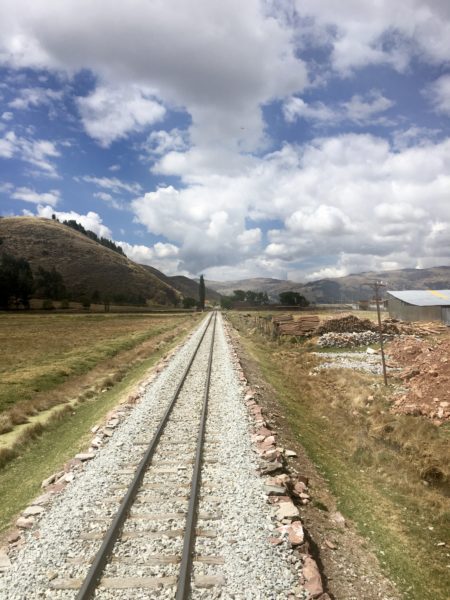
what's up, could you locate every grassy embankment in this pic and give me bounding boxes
[0,312,200,533]
[230,311,450,600]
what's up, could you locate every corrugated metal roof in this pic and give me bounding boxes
[387,290,450,306]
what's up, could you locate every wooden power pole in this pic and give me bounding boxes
[365,280,388,385]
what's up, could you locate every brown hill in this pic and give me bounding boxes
[0,216,179,305]
[142,265,221,303]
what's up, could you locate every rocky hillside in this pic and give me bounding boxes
[208,267,450,303]
[0,216,179,305]
[142,265,221,303]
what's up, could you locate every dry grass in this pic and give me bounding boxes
[231,312,450,600]
[0,312,200,465]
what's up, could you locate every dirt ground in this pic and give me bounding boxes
[386,335,450,423]
[228,324,401,600]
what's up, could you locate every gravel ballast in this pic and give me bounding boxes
[0,313,304,599]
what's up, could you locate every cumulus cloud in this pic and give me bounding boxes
[117,241,183,275]
[141,129,189,158]
[292,0,450,73]
[284,90,394,125]
[0,130,60,176]
[93,191,124,210]
[0,0,308,149]
[34,205,112,238]
[11,186,60,206]
[130,132,450,278]
[77,84,166,147]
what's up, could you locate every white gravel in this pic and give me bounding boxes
[0,313,302,600]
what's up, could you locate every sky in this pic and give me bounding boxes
[0,0,450,282]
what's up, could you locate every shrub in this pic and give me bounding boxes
[42,299,55,310]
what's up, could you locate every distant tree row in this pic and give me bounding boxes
[220,289,309,309]
[57,217,125,256]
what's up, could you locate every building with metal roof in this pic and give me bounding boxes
[387,290,450,324]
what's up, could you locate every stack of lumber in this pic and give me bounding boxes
[272,314,293,325]
[276,315,320,336]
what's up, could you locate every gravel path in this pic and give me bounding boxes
[1,313,301,599]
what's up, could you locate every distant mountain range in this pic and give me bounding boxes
[3,216,449,306]
[207,267,450,303]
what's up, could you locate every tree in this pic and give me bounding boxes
[220,296,233,309]
[0,253,34,309]
[233,289,246,301]
[183,297,197,309]
[199,275,205,310]
[279,291,309,307]
[35,267,66,300]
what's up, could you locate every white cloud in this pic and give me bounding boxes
[79,175,142,195]
[93,191,124,210]
[284,90,394,125]
[9,87,63,110]
[117,241,182,275]
[426,74,450,116]
[77,84,166,147]
[12,186,60,206]
[292,0,450,73]
[142,129,189,157]
[108,164,121,172]
[34,205,112,238]
[131,133,450,278]
[1,111,13,121]
[0,0,308,150]
[0,131,60,176]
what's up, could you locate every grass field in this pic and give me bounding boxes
[0,311,200,533]
[230,312,450,600]
[0,312,197,423]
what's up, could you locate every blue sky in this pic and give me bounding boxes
[1,0,450,281]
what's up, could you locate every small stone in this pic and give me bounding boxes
[16,517,34,529]
[331,511,346,527]
[264,484,286,496]
[277,501,300,520]
[303,556,323,598]
[269,537,283,546]
[288,521,304,545]
[7,530,21,544]
[292,482,308,496]
[22,505,44,517]
[31,492,53,506]
[75,452,96,461]
[324,539,337,550]
[0,549,11,570]
[41,471,64,488]
[285,450,297,457]
[103,428,114,437]
[64,472,75,483]
[91,425,100,434]
[260,461,283,475]
[107,417,119,428]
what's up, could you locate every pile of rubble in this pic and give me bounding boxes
[317,331,380,348]
[387,336,450,423]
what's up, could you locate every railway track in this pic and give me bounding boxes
[50,312,224,599]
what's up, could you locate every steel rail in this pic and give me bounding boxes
[75,313,215,600]
[176,310,217,599]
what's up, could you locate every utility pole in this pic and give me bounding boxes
[365,280,388,385]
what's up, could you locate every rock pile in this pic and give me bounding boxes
[317,331,380,348]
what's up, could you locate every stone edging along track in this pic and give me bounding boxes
[221,317,329,600]
[1,313,327,599]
